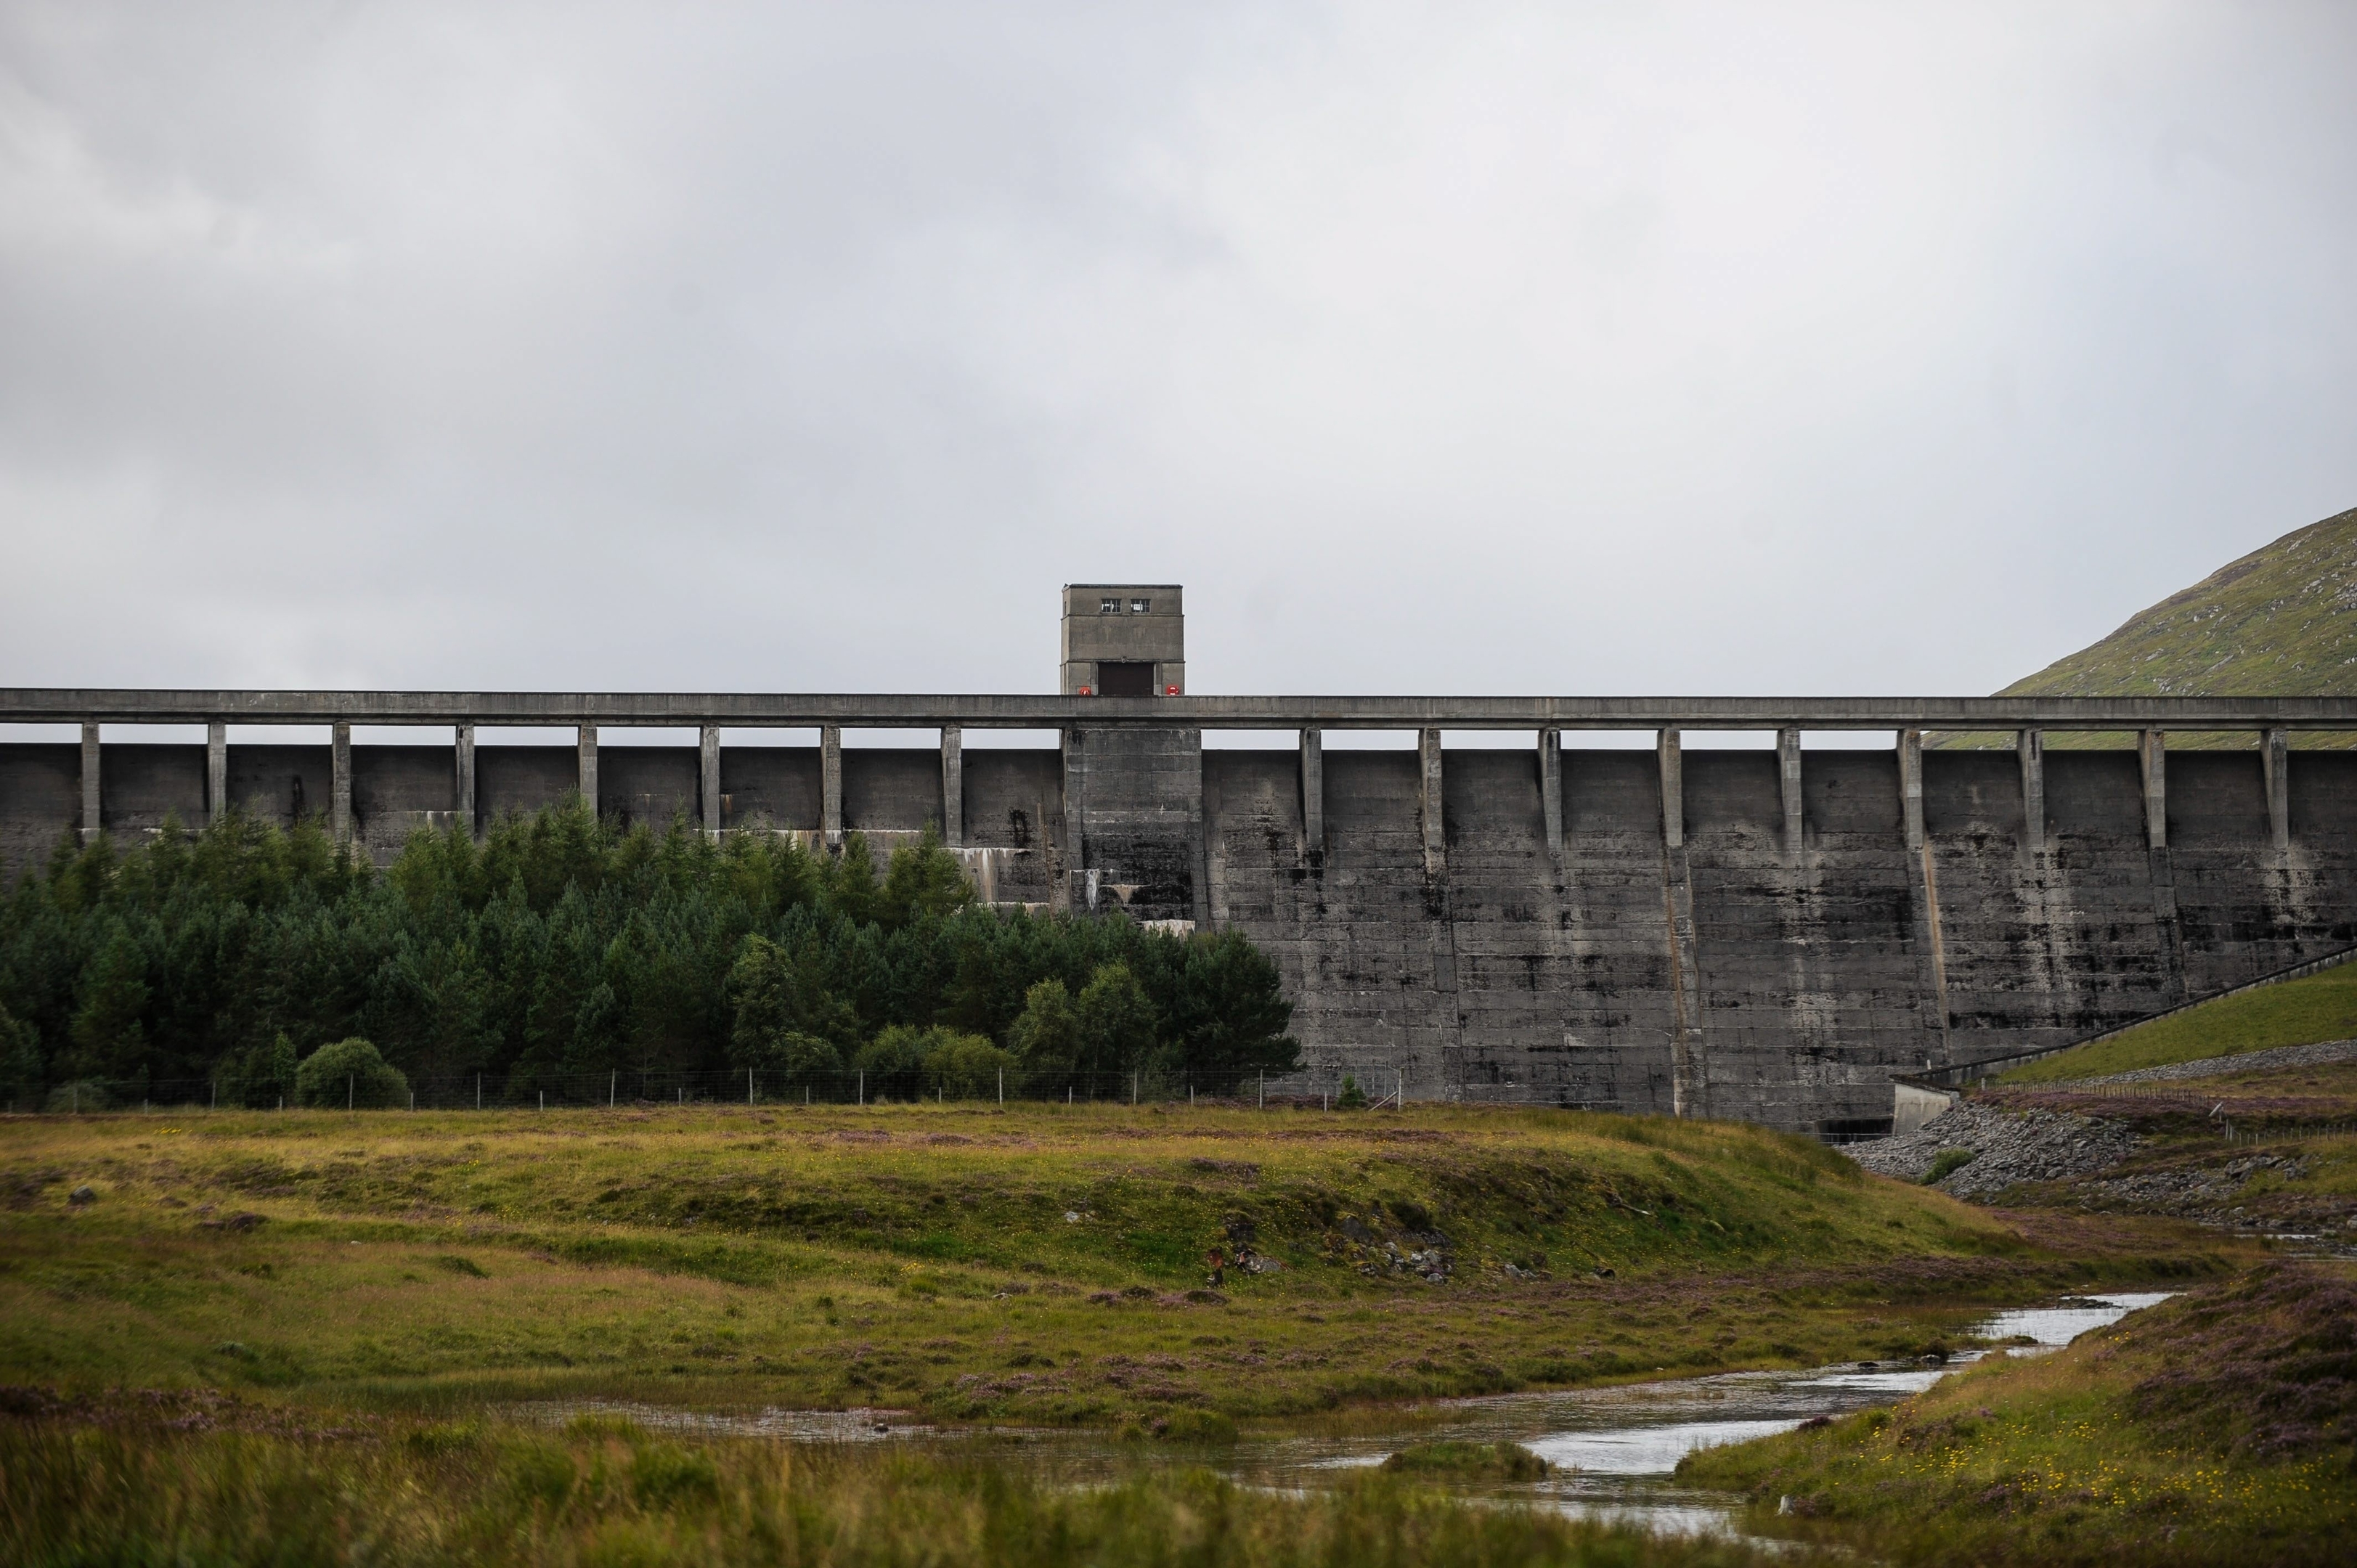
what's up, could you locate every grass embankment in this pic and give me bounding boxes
[1679,1263,2357,1566]
[2000,959,2357,1084]
[0,1410,1780,1568]
[0,1103,2207,1426]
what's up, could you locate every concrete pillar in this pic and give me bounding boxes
[206,722,227,825]
[331,722,352,844]
[1656,728,1702,1117]
[2017,729,2045,854]
[700,724,722,837]
[79,722,100,842]
[1417,727,1446,876]
[1539,728,1563,856]
[821,725,843,848]
[1775,727,1803,863]
[1299,728,1324,855]
[2139,728,2167,850]
[939,726,963,847]
[576,724,598,814]
[2263,727,2289,850]
[1656,730,1683,849]
[1892,728,1952,1066]
[454,723,476,835]
[1897,730,1924,851]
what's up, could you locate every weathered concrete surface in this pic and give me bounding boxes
[15,690,2357,729]
[12,722,2357,1134]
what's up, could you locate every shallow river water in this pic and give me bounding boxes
[531,1291,2174,1540]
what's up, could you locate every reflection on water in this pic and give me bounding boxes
[524,1291,2172,1543]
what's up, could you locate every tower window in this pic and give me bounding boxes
[1129,597,1151,613]
[1100,597,1120,613]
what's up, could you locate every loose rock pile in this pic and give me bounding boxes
[1846,1102,2140,1199]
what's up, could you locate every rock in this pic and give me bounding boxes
[1847,1103,2139,1198]
[68,1185,94,1206]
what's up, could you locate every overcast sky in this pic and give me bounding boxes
[4,1,2353,716]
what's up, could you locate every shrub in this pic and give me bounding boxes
[0,999,39,1104]
[1077,962,1158,1077]
[1010,979,1082,1093]
[1922,1148,1977,1185]
[744,1029,842,1090]
[851,1025,934,1101]
[292,1037,410,1109]
[41,1079,108,1114]
[921,1030,1015,1100]
[1338,1075,1368,1109]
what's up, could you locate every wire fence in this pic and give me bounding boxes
[2220,1122,2357,1146]
[3,1063,1434,1116]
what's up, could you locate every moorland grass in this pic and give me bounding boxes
[0,1408,1788,1568]
[0,1101,2214,1428]
[2000,959,2357,1084]
[1677,1262,2357,1567]
[1381,1440,1550,1481]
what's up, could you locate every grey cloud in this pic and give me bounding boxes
[1,1,2352,703]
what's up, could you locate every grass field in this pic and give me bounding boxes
[0,1101,2220,1429]
[0,1408,1790,1568]
[1999,960,2357,1084]
[1677,1262,2357,1566]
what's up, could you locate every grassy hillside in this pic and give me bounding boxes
[1939,505,2357,751]
[0,1102,2207,1427]
[1999,960,2357,1083]
[1679,1263,2357,1566]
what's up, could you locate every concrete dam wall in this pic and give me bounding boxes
[6,692,2357,1135]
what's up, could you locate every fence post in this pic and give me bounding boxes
[858,1071,864,1107]
[476,1074,482,1111]
[749,1067,755,1107]
[347,1073,353,1111]
[1132,1071,1138,1106]
[998,1069,1004,1106]
[540,1090,545,1111]
[1258,1071,1263,1110]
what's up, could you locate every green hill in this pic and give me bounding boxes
[1940,505,2357,750]
[1996,957,2357,1082]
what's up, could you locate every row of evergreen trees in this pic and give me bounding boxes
[0,805,1300,1106]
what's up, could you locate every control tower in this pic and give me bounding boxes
[1057,584,1198,928]
[1059,585,1185,697]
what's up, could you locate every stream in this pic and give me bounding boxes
[529,1291,2175,1541]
